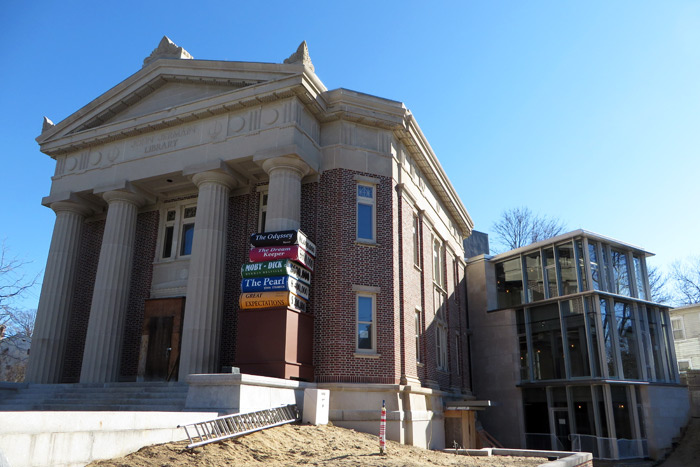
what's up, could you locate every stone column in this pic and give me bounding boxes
[25,201,92,383]
[179,171,236,376]
[80,190,145,383]
[262,156,310,232]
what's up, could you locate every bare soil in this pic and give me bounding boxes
[88,423,548,467]
[659,417,700,467]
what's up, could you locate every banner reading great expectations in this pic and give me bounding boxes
[239,291,307,313]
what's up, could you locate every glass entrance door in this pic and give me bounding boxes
[551,408,572,451]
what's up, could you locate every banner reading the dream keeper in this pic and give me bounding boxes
[240,259,312,285]
[249,230,317,257]
[241,275,310,300]
[239,291,307,313]
[249,245,314,271]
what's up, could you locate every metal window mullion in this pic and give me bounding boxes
[655,308,671,381]
[574,239,585,292]
[603,384,619,459]
[631,303,647,381]
[628,385,642,441]
[525,308,535,381]
[582,238,594,292]
[581,296,597,378]
[566,386,576,436]
[593,296,610,379]
[627,251,638,298]
[559,301,571,380]
[663,310,681,382]
[640,306,656,382]
[608,299,624,380]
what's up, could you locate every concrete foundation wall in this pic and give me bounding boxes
[640,384,691,459]
[0,410,216,467]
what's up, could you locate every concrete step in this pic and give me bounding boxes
[0,382,190,412]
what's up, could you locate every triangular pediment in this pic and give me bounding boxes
[69,75,262,133]
[38,60,311,151]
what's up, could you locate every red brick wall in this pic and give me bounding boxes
[312,169,399,384]
[118,210,159,381]
[62,218,104,383]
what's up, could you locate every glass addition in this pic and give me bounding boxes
[576,241,588,291]
[558,243,578,295]
[589,243,600,290]
[611,386,633,440]
[584,297,601,377]
[647,308,665,381]
[525,251,545,302]
[544,248,558,298]
[496,258,524,308]
[523,388,550,450]
[633,256,647,300]
[600,299,617,378]
[611,249,631,296]
[517,309,529,381]
[615,302,640,380]
[529,303,565,380]
[562,299,590,377]
[638,306,653,379]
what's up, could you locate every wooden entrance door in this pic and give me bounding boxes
[137,298,185,381]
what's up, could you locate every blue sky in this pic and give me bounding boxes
[2,1,699,309]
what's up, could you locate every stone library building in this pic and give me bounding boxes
[24,38,688,459]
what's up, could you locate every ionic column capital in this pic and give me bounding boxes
[102,190,148,207]
[50,200,93,217]
[261,156,311,178]
[191,171,237,190]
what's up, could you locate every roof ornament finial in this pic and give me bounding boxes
[284,41,314,72]
[143,36,193,68]
[42,116,55,133]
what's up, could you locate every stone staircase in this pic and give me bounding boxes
[0,382,189,412]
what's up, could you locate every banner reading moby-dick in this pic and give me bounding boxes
[249,245,314,272]
[239,291,307,313]
[240,259,312,285]
[241,275,310,300]
[250,230,317,257]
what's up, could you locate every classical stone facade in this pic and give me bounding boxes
[26,38,474,448]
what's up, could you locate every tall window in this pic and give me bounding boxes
[412,213,420,267]
[161,204,196,260]
[433,236,445,288]
[436,322,448,370]
[415,309,422,362]
[357,183,376,242]
[356,294,376,352]
[258,191,268,233]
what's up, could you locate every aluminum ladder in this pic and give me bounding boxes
[180,404,300,448]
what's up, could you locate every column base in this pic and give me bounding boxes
[235,307,314,382]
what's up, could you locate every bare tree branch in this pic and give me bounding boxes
[491,206,567,253]
[647,265,672,304]
[670,256,700,306]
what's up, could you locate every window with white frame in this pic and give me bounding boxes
[415,308,422,362]
[433,235,445,288]
[160,204,197,260]
[671,317,686,340]
[357,183,376,242]
[258,191,268,233]
[356,293,376,352]
[412,213,420,267]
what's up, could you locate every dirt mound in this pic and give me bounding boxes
[88,423,547,466]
